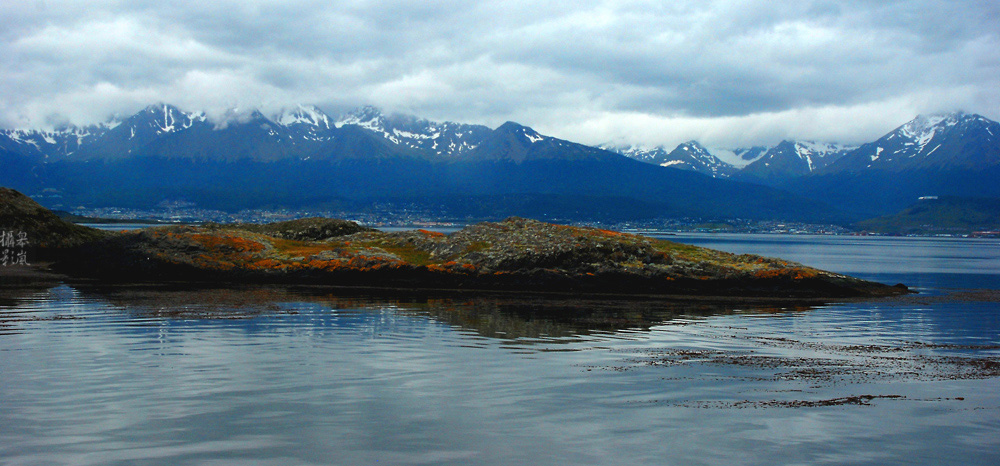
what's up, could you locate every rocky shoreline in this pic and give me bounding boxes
[2,187,908,298]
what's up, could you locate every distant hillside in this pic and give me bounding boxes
[0,187,106,251]
[855,197,1000,235]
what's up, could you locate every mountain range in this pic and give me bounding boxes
[604,111,1000,218]
[735,141,856,181]
[1,104,998,223]
[0,104,830,222]
[607,112,998,180]
[1,104,498,163]
[605,139,856,180]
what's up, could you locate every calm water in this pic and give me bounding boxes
[1,235,999,465]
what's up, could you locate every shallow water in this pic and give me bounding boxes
[1,235,998,465]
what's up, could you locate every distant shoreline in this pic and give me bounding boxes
[70,219,1000,238]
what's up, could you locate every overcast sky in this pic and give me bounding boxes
[2,0,998,148]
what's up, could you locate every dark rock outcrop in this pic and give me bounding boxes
[218,217,374,241]
[55,216,906,298]
[0,188,107,257]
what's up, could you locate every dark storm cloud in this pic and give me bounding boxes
[1,0,997,147]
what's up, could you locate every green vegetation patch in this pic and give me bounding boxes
[355,239,434,266]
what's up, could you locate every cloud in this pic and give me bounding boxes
[0,0,997,147]
[549,88,985,150]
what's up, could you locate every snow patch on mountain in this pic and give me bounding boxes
[711,147,764,168]
[791,141,857,171]
[605,141,736,177]
[136,104,207,136]
[824,111,1000,173]
[334,106,490,156]
[891,113,981,156]
[520,127,545,143]
[1,116,123,158]
[335,106,384,131]
[599,144,667,163]
[273,104,331,129]
[669,141,737,177]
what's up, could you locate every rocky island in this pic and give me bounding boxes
[2,188,907,298]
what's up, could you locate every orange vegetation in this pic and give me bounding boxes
[594,229,624,237]
[753,267,819,280]
[249,258,283,269]
[188,233,266,253]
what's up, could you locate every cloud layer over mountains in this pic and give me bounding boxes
[2,0,998,148]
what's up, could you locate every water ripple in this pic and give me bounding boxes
[1,278,998,465]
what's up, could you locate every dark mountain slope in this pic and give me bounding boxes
[855,196,1000,235]
[0,187,106,252]
[825,113,1000,173]
[74,104,210,160]
[777,113,1000,217]
[0,137,46,193]
[736,140,853,183]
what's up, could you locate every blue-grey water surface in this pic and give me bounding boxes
[1,235,998,465]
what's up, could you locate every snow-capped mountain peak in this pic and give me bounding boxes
[665,141,737,177]
[736,140,855,179]
[675,140,711,158]
[604,140,736,177]
[898,111,977,138]
[895,113,964,153]
[267,105,335,142]
[273,104,331,129]
[1,115,126,158]
[599,144,668,163]
[826,111,1000,172]
[335,105,385,131]
[135,103,207,135]
[334,106,404,144]
[790,141,857,171]
[333,106,491,156]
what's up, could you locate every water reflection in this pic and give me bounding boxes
[2,282,999,466]
[3,283,997,350]
[41,283,822,343]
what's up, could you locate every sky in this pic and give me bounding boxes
[2,0,998,149]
